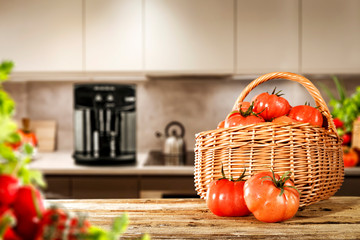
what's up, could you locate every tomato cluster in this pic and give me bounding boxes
[217,88,324,129]
[206,169,300,223]
[0,175,92,240]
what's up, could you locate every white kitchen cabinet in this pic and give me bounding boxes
[0,0,83,72]
[302,0,360,74]
[236,0,299,74]
[85,0,143,71]
[145,0,234,74]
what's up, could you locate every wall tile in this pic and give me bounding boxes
[3,75,360,154]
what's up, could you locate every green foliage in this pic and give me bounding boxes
[0,61,14,82]
[0,61,46,187]
[321,76,360,132]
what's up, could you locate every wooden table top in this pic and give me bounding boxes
[50,197,360,240]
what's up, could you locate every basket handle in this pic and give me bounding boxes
[233,72,338,134]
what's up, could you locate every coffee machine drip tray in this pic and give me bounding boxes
[73,153,136,166]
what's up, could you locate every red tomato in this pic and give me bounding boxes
[12,185,45,240]
[333,118,344,128]
[342,133,351,146]
[217,120,225,129]
[0,175,19,206]
[3,228,21,240]
[343,147,359,168]
[35,207,91,240]
[224,112,242,128]
[206,170,250,217]
[288,105,323,127]
[225,112,265,128]
[272,116,297,124]
[252,90,291,121]
[244,171,300,223]
[232,101,251,113]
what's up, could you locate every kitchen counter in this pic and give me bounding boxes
[50,197,360,240]
[29,151,360,176]
[29,151,194,175]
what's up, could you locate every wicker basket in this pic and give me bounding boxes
[194,72,344,207]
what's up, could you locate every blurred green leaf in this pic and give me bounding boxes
[0,61,14,82]
[321,76,360,132]
[0,143,17,162]
[111,214,129,236]
[23,143,34,155]
[141,233,151,240]
[333,76,347,102]
[0,161,17,175]
[0,90,15,116]
[0,117,17,144]
[27,169,47,188]
[6,132,21,144]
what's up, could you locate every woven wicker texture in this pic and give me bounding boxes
[194,72,344,207]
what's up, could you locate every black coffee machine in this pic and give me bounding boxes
[73,84,136,165]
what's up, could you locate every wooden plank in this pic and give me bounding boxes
[50,197,360,240]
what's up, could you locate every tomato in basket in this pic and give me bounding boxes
[252,88,291,121]
[272,115,297,124]
[288,105,323,127]
[217,120,225,129]
[224,102,265,128]
[232,101,251,112]
[225,112,264,128]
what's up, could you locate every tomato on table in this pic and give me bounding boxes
[206,168,250,217]
[244,171,300,223]
[12,185,45,240]
[35,207,91,240]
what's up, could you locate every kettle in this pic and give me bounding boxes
[162,121,186,165]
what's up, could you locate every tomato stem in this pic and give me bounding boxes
[261,170,300,196]
[30,186,43,219]
[0,213,16,237]
[219,164,246,182]
[270,87,284,97]
[239,101,263,119]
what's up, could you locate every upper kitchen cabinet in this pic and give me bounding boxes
[236,0,299,74]
[144,0,234,74]
[0,0,82,72]
[302,0,360,74]
[85,0,143,72]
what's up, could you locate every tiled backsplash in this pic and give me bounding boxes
[4,76,360,153]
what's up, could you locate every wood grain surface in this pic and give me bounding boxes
[50,197,360,240]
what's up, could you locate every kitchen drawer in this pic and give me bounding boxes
[72,176,139,199]
[140,176,197,198]
[335,177,360,196]
[44,176,71,199]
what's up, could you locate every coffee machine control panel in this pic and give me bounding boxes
[73,84,136,165]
